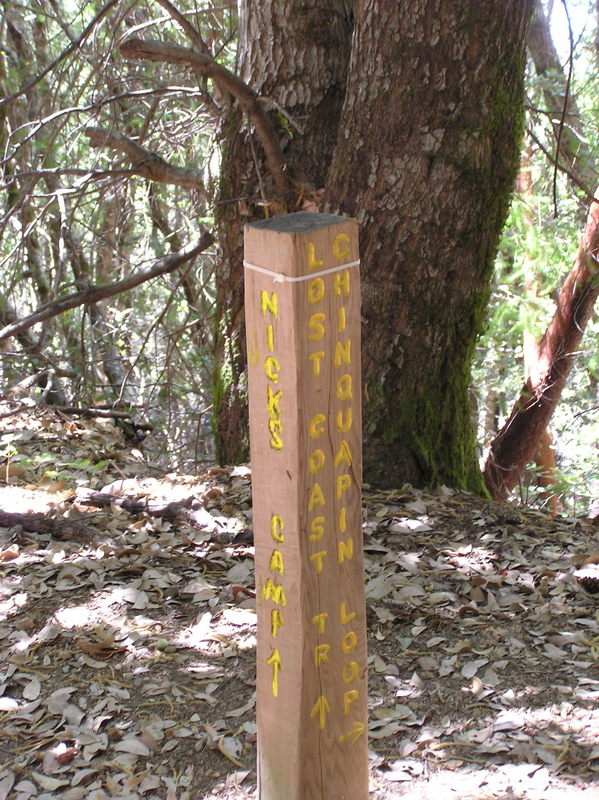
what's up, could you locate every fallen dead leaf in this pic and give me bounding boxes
[77,633,127,659]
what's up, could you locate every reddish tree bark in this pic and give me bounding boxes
[483,200,599,499]
[519,143,558,514]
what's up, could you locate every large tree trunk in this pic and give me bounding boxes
[483,199,599,498]
[213,1,354,463]
[323,0,534,490]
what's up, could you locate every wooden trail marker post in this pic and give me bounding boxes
[244,212,368,800]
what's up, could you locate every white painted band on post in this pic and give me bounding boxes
[243,259,361,283]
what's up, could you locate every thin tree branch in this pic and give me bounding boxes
[0,232,214,344]
[4,168,151,183]
[119,37,291,197]
[152,0,223,113]
[527,128,599,204]
[85,126,206,191]
[0,86,209,169]
[153,0,211,55]
[552,0,574,214]
[528,0,596,205]
[49,406,135,418]
[0,0,120,109]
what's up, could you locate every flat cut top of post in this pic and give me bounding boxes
[248,211,351,234]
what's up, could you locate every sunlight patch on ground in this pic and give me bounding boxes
[0,484,63,514]
[53,600,124,629]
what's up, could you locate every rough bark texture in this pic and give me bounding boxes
[213,0,354,463]
[86,125,206,191]
[323,0,534,490]
[483,200,599,498]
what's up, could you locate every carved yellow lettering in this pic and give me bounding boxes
[336,374,353,400]
[310,695,330,730]
[339,506,347,533]
[308,482,325,511]
[264,356,280,383]
[334,440,352,468]
[261,290,278,318]
[312,612,328,634]
[344,689,359,714]
[337,407,352,433]
[308,312,325,340]
[334,338,351,368]
[271,609,284,638]
[340,602,356,625]
[343,661,359,684]
[310,550,327,573]
[263,579,286,607]
[309,351,325,377]
[269,550,284,574]
[338,537,354,563]
[271,515,284,543]
[342,631,358,653]
[315,643,330,666]
[309,413,325,439]
[334,269,350,296]
[266,324,274,352]
[308,242,324,271]
[267,648,282,697]
[338,722,366,744]
[309,449,325,474]
[267,384,282,419]
[269,419,283,450]
[308,277,325,305]
[338,306,346,333]
[310,516,325,542]
[336,473,351,499]
[333,233,350,261]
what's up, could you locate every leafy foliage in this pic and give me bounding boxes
[474,0,599,512]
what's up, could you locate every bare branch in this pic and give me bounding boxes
[528,0,597,203]
[151,0,224,114]
[153,0,211,55]
[49,406,135,418]
[85,126,206,192]
[0,86,208,169]
[0,232,215,344]
[0,0,120,109]
[527,128,599,204]
[120,38,291,197]
[4,168,147,184]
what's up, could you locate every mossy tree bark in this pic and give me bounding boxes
[215,0,534,493]
[323,0,534,490]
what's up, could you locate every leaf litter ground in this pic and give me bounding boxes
[1,407,599,799]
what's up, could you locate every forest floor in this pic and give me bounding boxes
[1,405,599,800]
